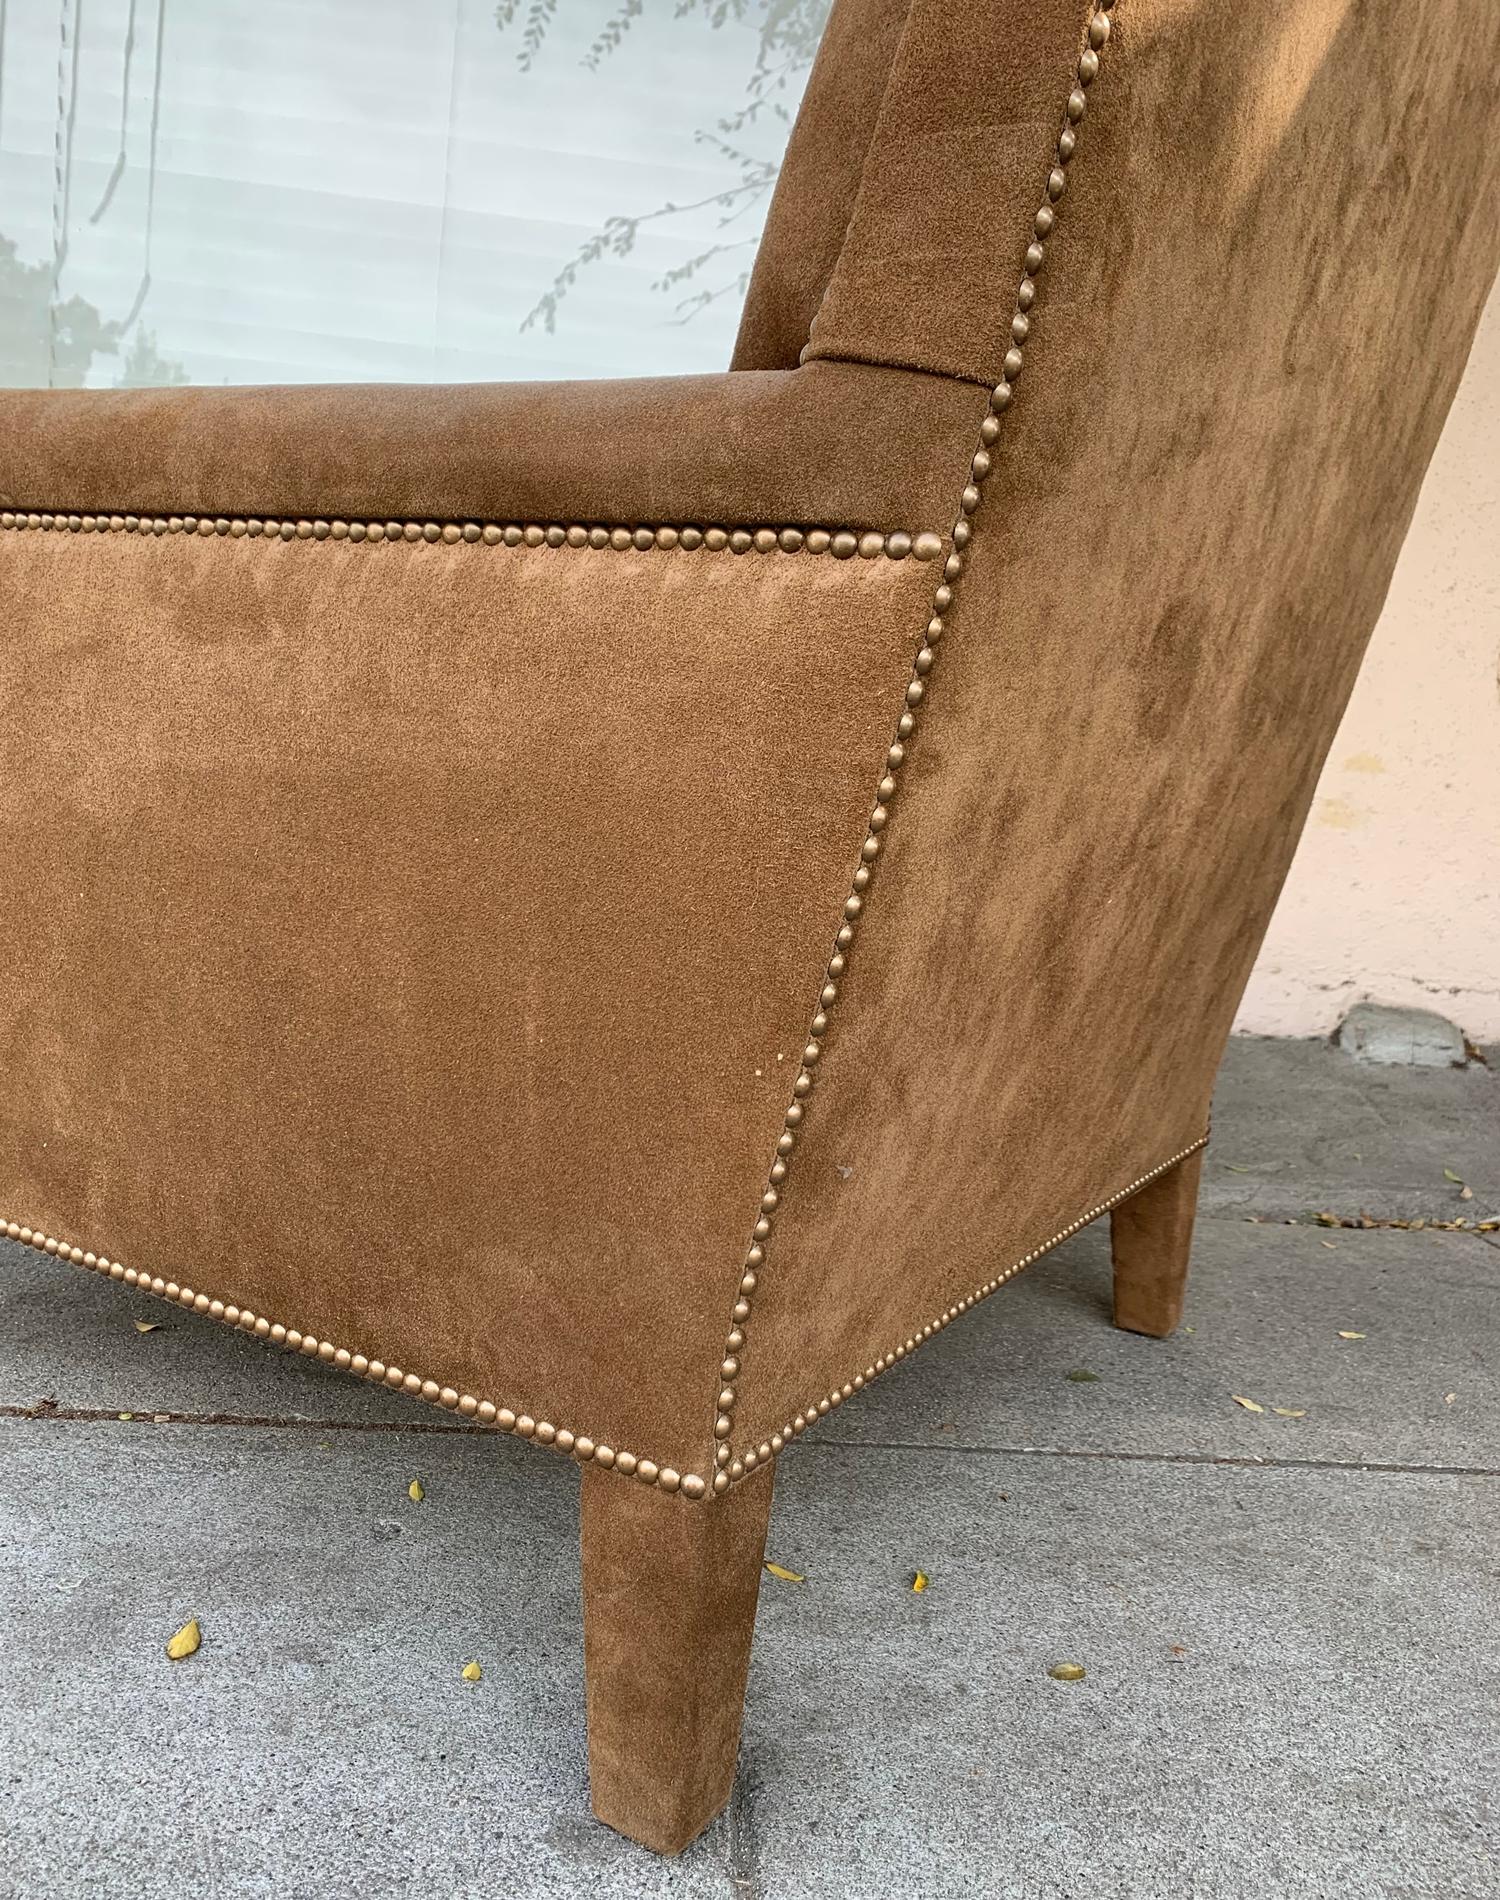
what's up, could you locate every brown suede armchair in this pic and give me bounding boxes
[3,0,1498,1858]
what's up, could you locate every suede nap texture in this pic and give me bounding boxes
[796,0,1110,388]
[0,361,984,536]
[1111,1151,1204,1339]
[0,528,931,1474]
[731,0,1500,1452]
[582,1461,773,1853]
[730,0,908,374]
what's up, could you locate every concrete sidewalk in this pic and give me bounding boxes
[2,1037,1496,1899]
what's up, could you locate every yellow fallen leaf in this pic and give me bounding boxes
[1272,1407,1307,1418]
[461,1660,482,1683]
[165,1618,201,1661]
[1442,1168,1463,1183]
[1320,1240,1338,1250]
[408,1478,425,1503]
[117,1412,134,1421]
[1231,1395,1264,1413]
[1337,1331,1365,1340]
[764,1561,805,1584]
[1048,1662,1086,1682]
[132,1320,161,1334]
[911,1571,930,1593]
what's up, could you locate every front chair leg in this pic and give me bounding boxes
[581,1459,773,1854]
[1111,1149,1204,1338]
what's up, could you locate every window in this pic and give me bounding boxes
[0,0,824,387]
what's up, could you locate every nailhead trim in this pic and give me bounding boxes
[7,3,1126,1507]
[0,511,941,562]
[712,0,1123,1495]
[0,1216,707,1500]
[713,1134,1209,1487]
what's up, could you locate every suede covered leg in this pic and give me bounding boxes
[580,1463,774,1854]
[1110,1150,1204,1339]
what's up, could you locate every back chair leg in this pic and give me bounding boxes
[1110,1149,1204,1338]
[580,1459,773,1855]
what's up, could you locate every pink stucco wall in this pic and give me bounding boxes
[1238,288,1500,1043]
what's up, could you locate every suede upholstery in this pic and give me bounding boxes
[730,0,1500,1450]
[0,527,931,1474]
[0,362,983,535]
[3,0,1497,1856]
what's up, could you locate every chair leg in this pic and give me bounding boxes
[1111,1149,1204,1338]
[580,1459,773,1855]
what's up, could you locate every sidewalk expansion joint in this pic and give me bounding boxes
[1,1402,487,1434]
[801,1437,1499,1480]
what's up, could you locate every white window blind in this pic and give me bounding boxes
[0,0,824,388]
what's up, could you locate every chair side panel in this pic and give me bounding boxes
[0,529,932,1478]
[732,0,1500,1447]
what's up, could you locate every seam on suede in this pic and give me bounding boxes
[0,510,940,561]
[0,1214,712,1500]
[799,343,999,391]
[711,0,1123,1494]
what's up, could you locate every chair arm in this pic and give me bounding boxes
[0,361,984,537]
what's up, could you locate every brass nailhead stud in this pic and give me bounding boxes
[712,0,1126,1494]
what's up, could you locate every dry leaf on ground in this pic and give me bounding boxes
[1231,1394,1264,1413]
[764,1561,806,1584]
[910,1571,930,1593]
[1337,1331,1366,1340]
[165,1619,201,1661]
[132,1320,161,1334]
[1066,1369,1101,1383]
[408,1478,425,1502]
[461,1661,482,1682]
[1048,1662,1086,1682]
[1272,1407,1307,1418]
[1443,1168,1464,1183]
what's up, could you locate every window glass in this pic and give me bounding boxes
[0,0,826,387]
